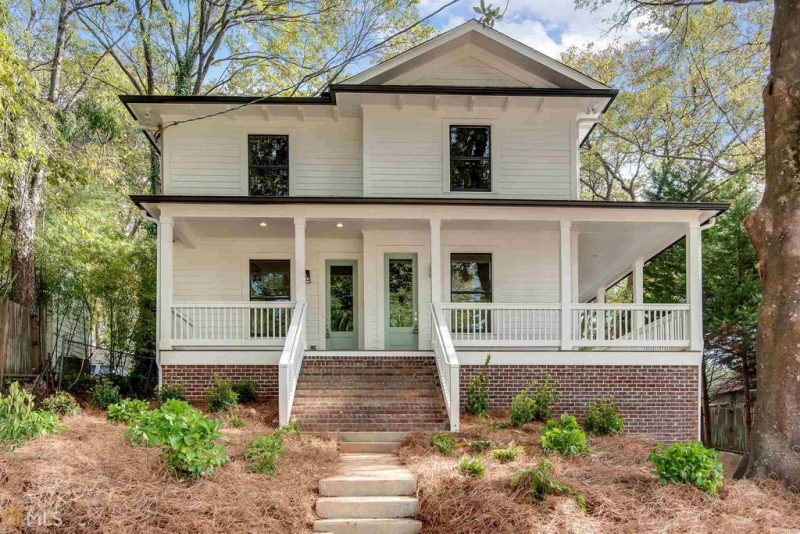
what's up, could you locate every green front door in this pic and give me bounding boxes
[384,253,418,350]
[326,260,358,351]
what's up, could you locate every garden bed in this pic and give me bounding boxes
[0,400,339,533]
[398,414,800,533]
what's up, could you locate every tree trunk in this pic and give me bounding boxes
[10,164,45,310]
[741,351,753,435]
[737,0,800,486]
[47,0,69,103]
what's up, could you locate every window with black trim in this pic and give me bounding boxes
[248,135,289,196]
[449,126,491,192]
[450,253,492,333]
[249,260,291,301]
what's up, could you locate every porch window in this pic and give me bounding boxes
[248,135,289,196]
[449,126,491,192]
[450,253,492,333]
[249,259,290,337]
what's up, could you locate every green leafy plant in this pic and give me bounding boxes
[584,398,624,436]
[245,433,285,475]
[156,384,187,404]
[231,379,258,403]
[0,382,63,444]
[431,432,457,455]
[107,399,149,425]
[540,414,591,456]
[466,354,491,416]
[511,459,584,509]
[648,441,724,495]
[90,381,122,410]
[491,441,524,463]
[280,420,301,436]
[41,391,79,416]
[466,439,494,452]
[227,413,246,428]
[509,376,559,427]
[127,399,229,477]
[204,376,238,412]
[458,455,486,477]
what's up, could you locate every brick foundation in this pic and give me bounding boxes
[460,365,698,443]
[161,365,278,400]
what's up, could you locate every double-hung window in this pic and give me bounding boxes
[249,259,291,337]
[449,126,491,192]
[450,253,492,333]
[248,135,289,196]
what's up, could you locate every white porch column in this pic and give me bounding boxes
[294,217,306,304]
[595,286,606,342]
[430,218,442,304]
[632,258,645,330]
[560,220,573,350]
[686,221,703,351]
[158,216,174,350]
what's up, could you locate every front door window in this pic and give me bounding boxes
[385,254,418,350]
[326,261,357,350]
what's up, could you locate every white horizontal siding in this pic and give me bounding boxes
[412,56,527,87]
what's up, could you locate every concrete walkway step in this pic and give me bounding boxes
[316,496,418,519]
[337,432,409,443]
[340,441,400,453]
[320,454,415,496]
[313,518,422,534]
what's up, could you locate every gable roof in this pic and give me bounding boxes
[341,19,609,90]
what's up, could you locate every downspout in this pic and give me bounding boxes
[141,211,163,389]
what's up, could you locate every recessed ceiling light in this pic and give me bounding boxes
[336,222,344,228]
[259,222,267,227]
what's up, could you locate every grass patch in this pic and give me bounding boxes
[490,441,523,463]
[457,455,485,477]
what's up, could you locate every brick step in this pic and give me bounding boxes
[293,404,446,412]
[303,422,448,432]
[295,389,442,397]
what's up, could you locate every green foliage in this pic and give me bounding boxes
[457,455,486,477]
[107,399,150,425]
[227,414,246,429]
[490,441,524,463]
[127,400,229,478]
[474,0,504,27]
[511,459,579,505]
[540,414,591,456]
[509,376,560,427]
[90,381,122,410]
[245,432,285,475]
[466,439,494,452]
[0,382,63,444]
[156,384,187,404]
[431,432,457,455]
[648,442,724,495]
[41,391,79,416]
[280,420,301,436]
[466,354,491,416]
[584,399,624,436]
[204,376,238,412]
[231,380,258,404]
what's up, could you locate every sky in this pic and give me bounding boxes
[419,0,642,60]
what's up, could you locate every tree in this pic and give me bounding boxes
[577,0,800,486]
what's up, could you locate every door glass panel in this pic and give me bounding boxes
[329,265,354,332]
[388,259,414,328]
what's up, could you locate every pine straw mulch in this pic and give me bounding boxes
[398,414,800,534]
[0,401,339,533]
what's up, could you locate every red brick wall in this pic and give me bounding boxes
[161,365,278,400]
[460,365,698,443]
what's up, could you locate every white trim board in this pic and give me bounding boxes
[457,350,702,366]
[161,350,281,365]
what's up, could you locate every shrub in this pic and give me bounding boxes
[41,391,79,416]
[491,441,524,463]
[205,376,238,412]
[280,420,301,436]
[156,384,187,404]
[466,354,491,416]
[0,382,63,444]
[227,413,246,428]
[540,414,590,456]
[648,441,724,495]
[466,439,494,452]
[511,459,582,508]
[107,399,150,425]
[90,381,122,410]
[127,399,229,477]
[246,433,284,475]
[584,398,624,436]
[231,380,258,404]
[509,376,559,427]
[457,455,485,477]
[431,432,457,455]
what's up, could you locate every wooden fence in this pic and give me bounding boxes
[0,297,36,377]
[709,403,748,453]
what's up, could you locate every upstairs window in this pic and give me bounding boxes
[248,135,289,196]
[449,126,491,192]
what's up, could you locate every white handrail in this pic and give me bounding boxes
[170,301,294,346]
[571,303,690,347]
[440,302,561,346]
[431,303,460,432]
[278,301,306,426]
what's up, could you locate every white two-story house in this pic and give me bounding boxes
[125,21,725,441]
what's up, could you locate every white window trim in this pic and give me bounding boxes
[441,119,498,195]
[443,245,498,303]
[241,254,293,302]
[241,131,294,196]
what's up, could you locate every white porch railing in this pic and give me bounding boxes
[279,301,306,426]
[431,303,460,431]
[571,303,690,348]
[170,301,294,346]
[441,303,561,346]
